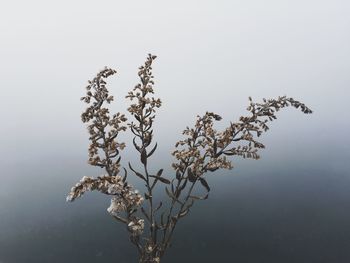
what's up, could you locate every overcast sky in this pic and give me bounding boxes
[1,0,349,172]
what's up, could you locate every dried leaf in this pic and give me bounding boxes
[122,167,128,182]
[223,150,236,156]
[156,169,163,177]
[155,201,163,211]
[128,162,146,181]
[176,170,181,180]
[130,124,139,136]
[187,168,196,182]
[134,114,142,123]
[150,175,170,184]
[178,209,189,218]
[180,179,188,191]
[141,148,147,166]
[199,177,210,192]
[133,137,141,152]
[147,143,158,157]
[190,193,209,200]
[213,139,217,155]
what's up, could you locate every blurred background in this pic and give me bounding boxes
[1,0,349,262]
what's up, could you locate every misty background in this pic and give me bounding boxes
[1,0,349,262]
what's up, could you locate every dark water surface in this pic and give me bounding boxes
[1,154,350,263]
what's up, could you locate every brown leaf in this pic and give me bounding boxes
[156,168,163,177]
[190,193,209,200]
[128,162,146,181]
[147,143,158,157]
[199,177,210,192]
[178,209,189,218]
[150,175,170,184]
[141,148,147,166]
[187,168,196,182]
[176,170,181,180]
[133,137,141,152]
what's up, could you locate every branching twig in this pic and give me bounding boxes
[67,54,312,263]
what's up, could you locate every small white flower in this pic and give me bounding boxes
[66,194,73,202]
[127,219,144,236]
[107,197,126,215]
[80,176,90,182]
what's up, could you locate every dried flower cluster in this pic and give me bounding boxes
[80,67,127,175]
[128,219,145,236]
[67,54,312,263]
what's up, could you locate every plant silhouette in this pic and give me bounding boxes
[67,54,312,263]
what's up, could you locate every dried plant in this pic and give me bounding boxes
[67,54,312,263]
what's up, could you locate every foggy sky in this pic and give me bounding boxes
[1,0,349,173]
[1,2,350,262]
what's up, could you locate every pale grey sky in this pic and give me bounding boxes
[1,0,349,170]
